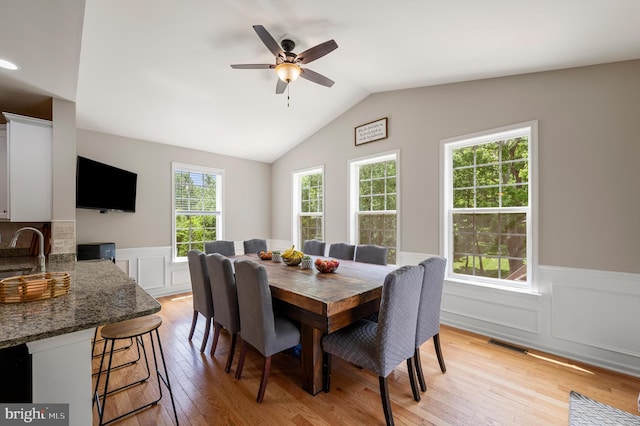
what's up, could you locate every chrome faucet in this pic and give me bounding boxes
[9,227,46,273]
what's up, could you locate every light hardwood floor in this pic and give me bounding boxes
[92,292,640,425]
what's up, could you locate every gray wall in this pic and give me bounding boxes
[76,130,271,249]
[272,60,640,274]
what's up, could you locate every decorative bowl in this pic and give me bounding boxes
[282,256,302,266]
[315,259,339,273]
[258,250,272,260]
[300,259,313,269]
[271,252,282,262]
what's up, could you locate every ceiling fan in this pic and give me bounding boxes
[231,25,338,94]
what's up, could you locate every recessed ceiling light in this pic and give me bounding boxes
[0,58,19,70]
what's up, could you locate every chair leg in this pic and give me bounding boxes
[378,376,394,426]
[200,316,212,353]
[235,340,248,380]
[256,356,272,403]
[433,333,447,373]
[414,348,427,392]
[188,311,198,341]
[225,333,237,374]
[406,358,420,402]
[210,322,222,356]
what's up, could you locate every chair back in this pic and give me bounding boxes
[243,238,267,254]
[303,239,326,256]
[355,244,388,265]
[234,259,277,356]
[206,253,240,334]
[187,250,214,317]
[416,256,447,346]
[205,240,236,256]
[328,242,355,260]
[375,265,424,377]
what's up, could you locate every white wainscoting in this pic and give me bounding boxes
[440,264,640,377]
[115,240,293,298]
[115,245,640,377]
[548,266,640,358]
[115,246,191,297]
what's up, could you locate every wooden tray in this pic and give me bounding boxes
[0,272,71,303]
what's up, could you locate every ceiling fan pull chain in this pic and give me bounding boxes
[287,84,291,107]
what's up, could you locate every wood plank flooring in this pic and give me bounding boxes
[92,292,640,425]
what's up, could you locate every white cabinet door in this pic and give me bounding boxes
[3,113,53,222]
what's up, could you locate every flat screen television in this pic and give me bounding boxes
[76,156,137,213]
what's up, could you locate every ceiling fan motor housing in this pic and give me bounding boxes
[281,39,296,52]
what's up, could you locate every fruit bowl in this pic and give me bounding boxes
[315,258,339,273]
[282,256,302,266]
[258,250,272,260]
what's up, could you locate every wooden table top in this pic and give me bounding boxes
[235,254,394,317]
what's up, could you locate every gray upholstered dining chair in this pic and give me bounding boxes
[327,242,355,260]
[413,256,447,392]
[187,250,214,353]
[322,264,424,426]
[243,238,267,254]
[204,240,236,256]
[206,253,240,373]
[355,244,389,265]
[234,259,301,403]
[303,239,326,256]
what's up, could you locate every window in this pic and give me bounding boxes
[292,167,324,248]
[442,122,537,288]
[172,163,223,261]
[350,152,398,264]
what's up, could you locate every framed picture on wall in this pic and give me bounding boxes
[355,117,388,146]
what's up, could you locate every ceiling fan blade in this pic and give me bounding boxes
[297,40,338,64]
[276,78,288,94]
[230,64,274,69]
[253,25,284,58]
[300,68,335,87]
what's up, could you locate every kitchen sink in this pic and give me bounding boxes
[0,269,33,279]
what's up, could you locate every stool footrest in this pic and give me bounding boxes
[93,315,178,425]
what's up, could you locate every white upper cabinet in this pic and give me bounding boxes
[1,113,53,222]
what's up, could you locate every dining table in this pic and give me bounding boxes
[236,254,394,395]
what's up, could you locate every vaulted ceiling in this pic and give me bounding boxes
[2,0,640,162]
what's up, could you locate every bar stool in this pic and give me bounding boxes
[92,327,139,377]
[93,315,179,425]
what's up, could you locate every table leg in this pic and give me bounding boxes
[300,324,323,395]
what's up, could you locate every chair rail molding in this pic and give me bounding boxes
[117,246,640,377]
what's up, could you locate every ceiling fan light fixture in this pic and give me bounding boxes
[275,62,301,83]
[0,58,19,70]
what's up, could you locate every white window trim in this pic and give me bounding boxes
[171,162,225,263]
[440,121,538,291]
[348,149,400,257]
[292,165,325,249]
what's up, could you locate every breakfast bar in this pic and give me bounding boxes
[0,259,161,425]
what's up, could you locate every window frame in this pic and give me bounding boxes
[441,121,538,290]
[172,162,224,263]
[292,165,325,249]
[348,150,400,264]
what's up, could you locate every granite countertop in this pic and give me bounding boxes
[0,252,39,274]
[0,259,161,349]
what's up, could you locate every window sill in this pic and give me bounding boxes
[445,276,541,297]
